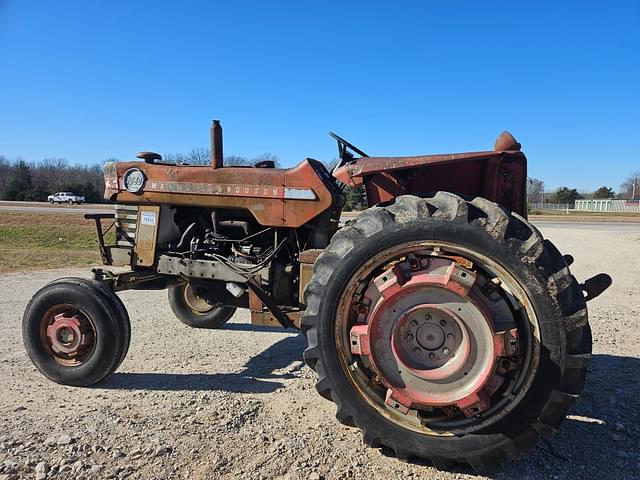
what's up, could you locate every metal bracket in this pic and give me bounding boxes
[580,273,612,302]
[246,277,297,329]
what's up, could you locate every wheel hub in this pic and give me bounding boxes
[46,313,92,356]
[350,257,519,417]
[392,305,468,375]
[183,284,215,314]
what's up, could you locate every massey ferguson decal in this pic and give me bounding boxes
[133,180,317,200]
[145,181,285,198]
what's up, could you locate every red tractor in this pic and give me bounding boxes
[23,121,610,471]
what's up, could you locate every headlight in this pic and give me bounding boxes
[123,168,145,193]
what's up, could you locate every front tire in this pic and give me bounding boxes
[23,278,131,386]
[168,283,236,329]
[301,193,591,472]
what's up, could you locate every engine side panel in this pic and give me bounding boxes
[104,159,338,228]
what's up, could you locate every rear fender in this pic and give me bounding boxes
[335,133,527,217]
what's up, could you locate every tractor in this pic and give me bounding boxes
[22,121,610,472]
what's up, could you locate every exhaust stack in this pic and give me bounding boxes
[210,120,223,168]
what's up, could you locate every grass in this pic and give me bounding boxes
[0,212,114,273]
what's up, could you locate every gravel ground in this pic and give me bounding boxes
[0,225,638,480]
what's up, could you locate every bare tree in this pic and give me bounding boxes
[188,148,211,165]
[0,156,11,198]
[224,155,253,166]
[620,171,640,200]
[527,177,544,205]
[163,152,189,164]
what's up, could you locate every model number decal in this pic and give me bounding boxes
[141,212,157,225]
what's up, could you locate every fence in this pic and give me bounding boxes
[528,203,570,212]
[574,199,640,213]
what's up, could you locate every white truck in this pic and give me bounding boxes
[47,192,85,204]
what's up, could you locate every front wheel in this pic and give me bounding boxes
[23,278,131,386]
[301,193,591,472]
[168,283,236,329]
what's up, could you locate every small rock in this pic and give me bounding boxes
[154,446,172,457]
[111,449,125,459]
[108,466,122,479]
[34,462,49,480]
[309,472,321,480]
[44,436,58,447]
[88,464,104,475]
[60,456,78,466]
[71,460,84,473]
[57,434,73,446]
[128,446,144,458]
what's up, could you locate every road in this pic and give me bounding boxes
[534,221,640,231]
[0,201,112,215]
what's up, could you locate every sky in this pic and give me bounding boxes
[0,1,638,191]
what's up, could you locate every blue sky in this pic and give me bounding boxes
[0,1,638,191]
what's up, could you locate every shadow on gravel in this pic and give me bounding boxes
[377,354,640,479]
[490,353,640,480]
[220,323,300,333]
[102,334,307,394]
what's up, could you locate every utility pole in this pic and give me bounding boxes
[633,177,637,201]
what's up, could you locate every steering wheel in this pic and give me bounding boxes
[329,132,369,174]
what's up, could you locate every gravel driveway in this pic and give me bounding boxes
[0,225,638,479]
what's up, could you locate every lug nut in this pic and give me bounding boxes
[428,353,436,360]
[439,319,447,326]
[442,347,451,355]
[406,333,414,341]
[413,347,421,354]
[424,314,432,321]
[410,319,419,327]
[447,333,455,340]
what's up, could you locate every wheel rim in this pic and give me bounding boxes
[40,305,96,366]
[336,241,540,435]
[182,284,216,315]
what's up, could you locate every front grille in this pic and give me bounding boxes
[115,205,138,247]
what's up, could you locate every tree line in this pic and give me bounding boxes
[527,171,640,207]
[0,156,106,202]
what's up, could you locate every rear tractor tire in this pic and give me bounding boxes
[168,283,236,329]
[22,278,131,386]
[301,192,591,472]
